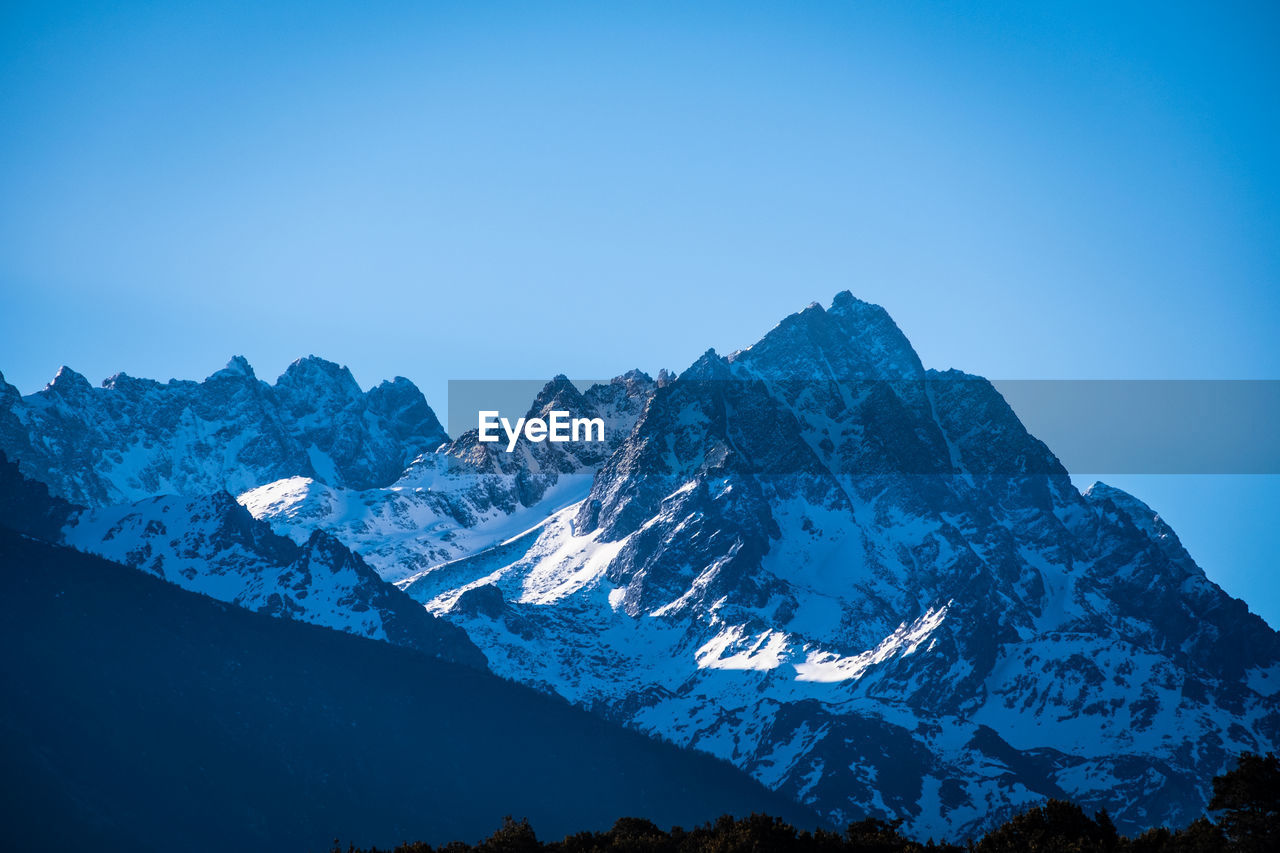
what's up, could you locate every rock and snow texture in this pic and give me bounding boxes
[3,293,1277,840]
[236,371,656,583]
[402,294,1278,839]
[0,356,448,506]
[60,490,486,667]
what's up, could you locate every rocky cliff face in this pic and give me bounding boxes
[402,294,1278,838]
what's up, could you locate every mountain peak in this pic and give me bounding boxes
[0,372,18,407]
[680,348,730,381]
[369,376,426,404]
[731,292,925,382]
[364,377,449,459]
[47,365,91,393]
[203,355,257,383]
[100,372,161,393]
[224,355,255,378]
[528,375,591,418]
[1084,481,1165,530]
[828,289,865,313]
[277,356,361,399]
[283,354,349,375]
[613,369,653,385]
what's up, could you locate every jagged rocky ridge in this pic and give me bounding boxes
[0,355,448,505]
[2,293,1278,840]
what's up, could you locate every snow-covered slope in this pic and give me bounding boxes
[238,471,595,583]
[60,489,485,667]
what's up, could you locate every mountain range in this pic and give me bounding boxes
[2,291,1276,842]
[0,455,813,852]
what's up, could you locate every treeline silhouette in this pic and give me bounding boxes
[332,752,1277,853]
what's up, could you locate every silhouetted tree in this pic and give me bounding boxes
[325,750,1280,853]
[843,817,921,853]
[973,799,1118,853]
[478,816,539,853]
[1208,752,1279,853]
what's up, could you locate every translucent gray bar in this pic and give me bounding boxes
[447,378,1280,474]
[992,380,1280,475]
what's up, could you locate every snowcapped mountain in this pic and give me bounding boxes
[3,292,1276,840]
[0,355,447,506]
[278,294,1280,838]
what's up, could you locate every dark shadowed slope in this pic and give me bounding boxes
[0,529,819,853]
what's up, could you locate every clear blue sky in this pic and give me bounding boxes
[1,1,1277,624]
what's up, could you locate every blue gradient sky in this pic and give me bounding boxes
[1,1,1278,623]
